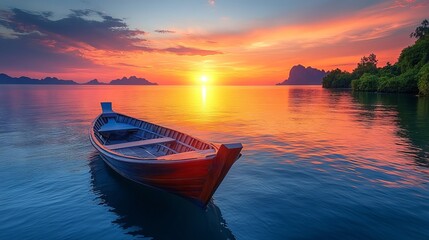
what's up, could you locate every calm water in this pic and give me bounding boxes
[0,85,428,240]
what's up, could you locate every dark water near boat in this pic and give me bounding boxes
[0,85,428,240]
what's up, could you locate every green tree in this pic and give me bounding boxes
[418,63,429,96]
[378,76,400,93]
[352,73,378,92]
[352,53,378,79]
[379,62,400,77]
[410,19,429,39]
[322,69,353,88]
[397,69,419,93]
[397,37,429,73]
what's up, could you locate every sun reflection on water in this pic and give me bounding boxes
[201,85,206,107]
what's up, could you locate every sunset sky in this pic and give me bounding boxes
[0,0,428,85]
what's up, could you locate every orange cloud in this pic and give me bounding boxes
[146,0,426,85]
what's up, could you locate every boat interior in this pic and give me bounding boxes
[92,103,216,160]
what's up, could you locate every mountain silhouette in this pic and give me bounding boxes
[109,76,157,85]
[84,79,107,85]
[0,73,77,84]
[0,73,157,85]
[277,65,327,85]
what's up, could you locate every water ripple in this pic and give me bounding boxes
[0,86,428,239]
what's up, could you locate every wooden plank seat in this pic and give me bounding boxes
[98,118,139,133]
[107,137,175,150]
[159,149,216,160]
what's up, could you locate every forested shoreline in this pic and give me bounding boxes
[322,19,429,96]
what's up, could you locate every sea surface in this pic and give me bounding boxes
[0,85,428,240]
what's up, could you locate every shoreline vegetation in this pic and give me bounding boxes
[322,19,429,96]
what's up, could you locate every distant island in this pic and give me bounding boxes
[0,74,157,85]
[109,76,157,85]
[84,79,107,85]
[277,65,327,85]
[322,19,429,96]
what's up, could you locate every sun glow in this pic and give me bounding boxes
[200,75,208,83]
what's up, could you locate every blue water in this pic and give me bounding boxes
[0,85,428,239]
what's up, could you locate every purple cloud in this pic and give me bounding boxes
[0,8,148,51]
[0,8,223,73]
[0,8,221,56]
[154,29,176,34]
[163,45,222,56]
[0,36,100,72]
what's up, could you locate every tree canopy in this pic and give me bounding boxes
[353,53,378,79]
[410,19,429,39]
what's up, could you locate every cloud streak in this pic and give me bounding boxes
[155,29,176,34]
[162,45,222,56]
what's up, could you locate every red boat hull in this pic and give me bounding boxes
[93,141,242,206]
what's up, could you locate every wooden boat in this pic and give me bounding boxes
[89,102,242,206]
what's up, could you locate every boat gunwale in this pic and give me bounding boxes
[90,113,218,164]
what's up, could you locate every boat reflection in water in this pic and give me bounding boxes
[88,153,236,240]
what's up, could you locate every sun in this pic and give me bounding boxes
[200,75,208,83]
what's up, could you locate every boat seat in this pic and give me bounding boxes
[159,149,216,160]
[98,102,138,134]
[98,118,139,133]
[106,137,176,150]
